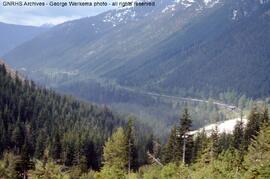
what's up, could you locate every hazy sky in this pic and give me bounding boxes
[0,0,114,26]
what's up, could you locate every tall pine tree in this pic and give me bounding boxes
[125,118,138,171]
[178,108,193,164]
[162,126,177,164]
[244,105,263,149]
[163,108,193,164]
[98,127,128,179]
[233,120,245,150]
[50,132,62,160]
[103,127,128,170]
[244,125,270,178]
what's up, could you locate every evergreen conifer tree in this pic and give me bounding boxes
[50,132,62,160]
[125,118,138,171]
[244,125,270,178]
[162,126,177,164]
[103,127,128,170]
[98,127,128,178]
[244,106,262,148]
[178,108,193,164]
[233,120,245,150]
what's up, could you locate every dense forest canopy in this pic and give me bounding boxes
[0,62,123,167]
[0,63,152,177]
[0,62,270,178]
[1,0,270,178]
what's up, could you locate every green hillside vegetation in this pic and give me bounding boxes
[57,78,259,139]
[0,64,152,178]
[1,0,270,177]
[3,0,269,141]
[76,105,270,178]
[0,63,269,178]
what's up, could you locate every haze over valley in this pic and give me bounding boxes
[1,0,270,178]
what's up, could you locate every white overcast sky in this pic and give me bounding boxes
[0,0,114,26]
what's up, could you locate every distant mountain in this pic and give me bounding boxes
[0,22,47,56]
[4,0,270,99]
[111,0,270,98]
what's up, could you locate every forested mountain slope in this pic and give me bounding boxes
[112,1,270,98]
[1,61,269,177]
[4,0,270,98]
[0,61,150,170]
